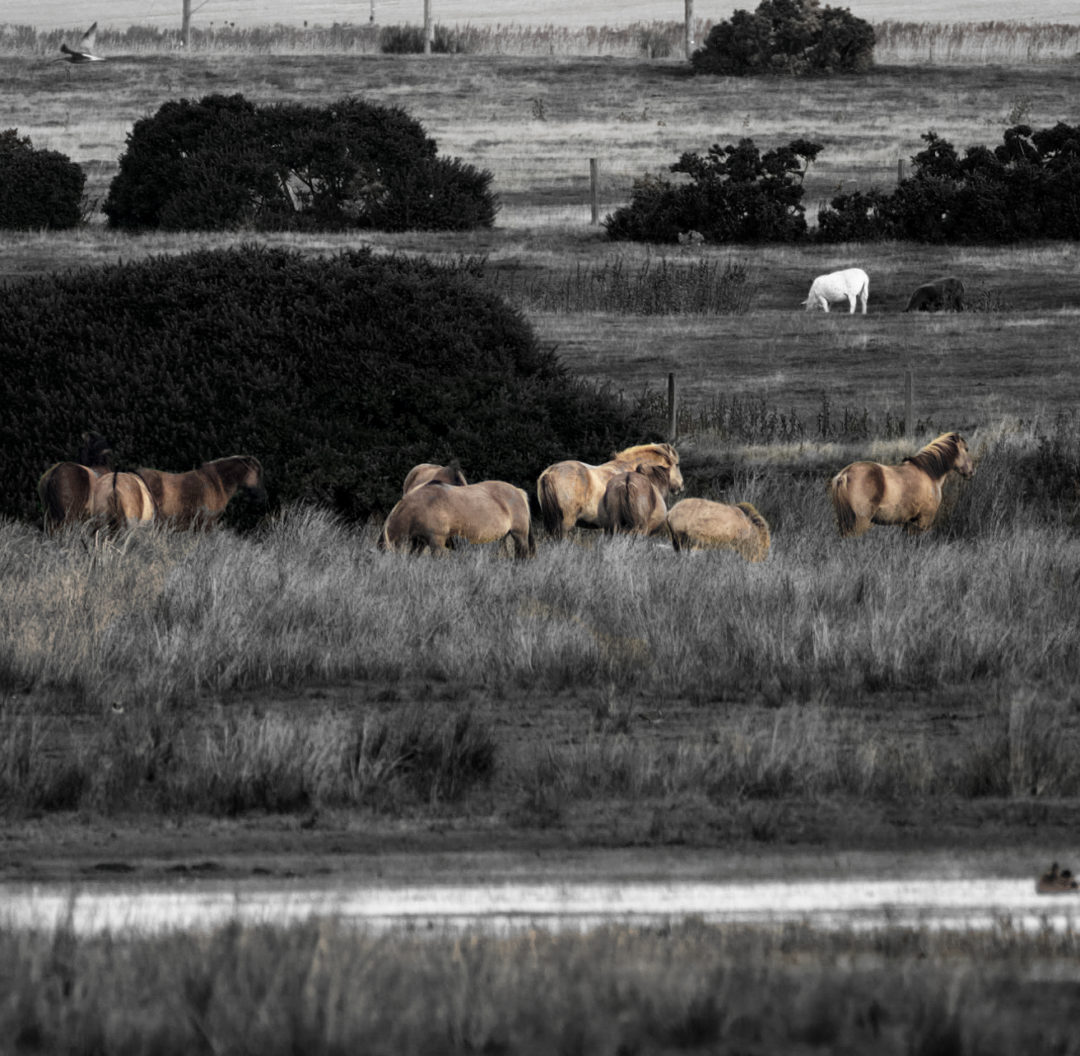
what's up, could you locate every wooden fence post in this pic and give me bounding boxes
[589,159,599,225]
[904,368,914,438]
[668,373,678,442]
[897,157,906,184]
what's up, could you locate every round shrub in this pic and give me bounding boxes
[691,0,875,76]
[0,247,651,525]
[103,94,496,232]
[0,130,85,230]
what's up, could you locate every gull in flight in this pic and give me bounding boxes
[59,23,105,63]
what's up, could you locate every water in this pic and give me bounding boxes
[5,876,1080,935]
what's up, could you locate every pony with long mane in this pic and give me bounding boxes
[380,480,535,558]
[905,276,964,312]
[666,499,771,562]
[597,463,675,536]
[37,432,114,533]
[828,432,975,537]
[537,443,683,538]
[136,456,265,529]
[88,471,156,530]
[402,462,468,494]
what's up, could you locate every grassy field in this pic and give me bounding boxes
[4,34,1080,1052]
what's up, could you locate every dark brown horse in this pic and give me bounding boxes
[1036,862,1079,894]
[537,443,683,538]
[136,456,265,529]
[37,432,114,533]
[905,276,964,312]
[597,463,674,536]
[402,462,468,495]
[380,480,535,558]
[828,432,975,537]
[666,498,771,562]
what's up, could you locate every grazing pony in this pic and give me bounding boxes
[136,456,265,529]
[37,432,114,533]
[89,471,156,530]
[1036,863,1079,895]
[828,432,975,537]
[666,499,771,562]
[597,463,674,536]
[380,480,535,558]
[905,276,965,312]
[803,268,869,314]
[537,443,683,538]
[402,462,468,495]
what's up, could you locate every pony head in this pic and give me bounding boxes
[906,432,974,479]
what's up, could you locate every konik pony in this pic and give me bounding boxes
[37,432,114,533]
[666,498,771,562]
[597,463,675,536]
[380,480,535,558]
[136,456,265,529]
[537,443,683,538]
[828,432,975,537]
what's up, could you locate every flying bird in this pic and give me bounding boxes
[59,23,104,63]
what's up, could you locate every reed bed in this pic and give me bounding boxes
[3,917,1079,1055]
[6,19,1080,62]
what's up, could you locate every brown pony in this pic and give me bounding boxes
[88,471,156,530]
[402,461,468,494]
[597,463,674,536]
[380,480,535,558]
[136,456,265,529]
[828,432,975,538]
[537,443,683,538]
[666,499,771,562]
[37,432,114,533]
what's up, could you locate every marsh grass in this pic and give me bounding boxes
[3,422,1079,817]
[487,257,753,314]
[3,917,1079,1056]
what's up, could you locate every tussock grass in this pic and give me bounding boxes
[3,918,1079,1056]
[2,423,1079,816]
[0,699,495,815]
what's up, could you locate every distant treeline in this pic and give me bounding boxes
[3,19,1080,62]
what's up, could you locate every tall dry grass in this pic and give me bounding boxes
[2,420,1078,816]
[3,917,1079,1055]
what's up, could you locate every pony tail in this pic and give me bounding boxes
[667,518,682,552]
[537,472,564,537]
[736,502,771,562]
[828,472,857,538]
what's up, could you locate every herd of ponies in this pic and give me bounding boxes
[803,268,966,314]
[34,430,975,559]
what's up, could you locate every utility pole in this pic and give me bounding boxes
[684,0,694,59]
[181,0,192,47]
[423,0,432,53]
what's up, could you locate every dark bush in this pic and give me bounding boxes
[0,246,652,525]
[818,124,1080,242]
[0,130,85,230]
[103,94,496,232]
[377,23,467,53]
[605,137,822,244]
[691,0,875,76]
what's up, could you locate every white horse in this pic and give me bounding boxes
[803,268,869,314]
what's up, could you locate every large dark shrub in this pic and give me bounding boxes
[103,94,496,232]
[818,124,1080,242]
[377,23,467,53]
[0,247,651,524]
[605,137,822,244]
[0,130,85,229]
[691,0,875,76]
